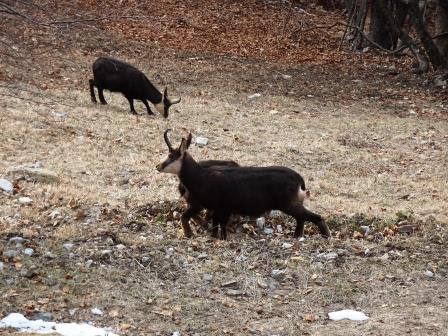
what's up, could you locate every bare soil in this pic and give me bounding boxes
[1,1,447,335]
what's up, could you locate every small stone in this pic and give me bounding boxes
[21,265,39,278]
[203,274,213,282]
[116,244,126,250]
[101,249,113,256]
[0,261,4,272]
[0,179,13,193]
[317,252,338,261]
[85,260,94,267]
[271,269,286,280]
[44,251,55,259]
[226,289,244,296]
[63,243,74,251]
[141,256,150,263]
[269,210,282,218]
[269,109,279,115]
[18,197,33,205]
[257,278,268,289]
[197,253,208,260]
[9,236,25,244]
[69,308,78,316]
[3,250,19,258]
[9,167,59,183]
[248,93,261,99]
[379,253,390,261]
[49,209,62,219]
[31,312,53,321]
[276,225,283,233]
[281,74,292,80]
[195,136,208,147]
[221,280,238,288]
[172,211,180,219]
[91,308,103,316]
[23,248,34,256]
[172,331,181,336]
[359,225,370,235]
[424,270,434,278]
[256,217,265,229]
[282,243,293,249]
[298,237,306,242]
[263,227,274,235]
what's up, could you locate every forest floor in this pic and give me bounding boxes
[1,1,447,335]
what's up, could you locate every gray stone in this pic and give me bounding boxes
[91,308,103,316]
[424,270,434,278]
[44,251,55,259]
[203,274,213,282]
[195,136,209,147]
[23,248,34,256]
[101,249,113,256]
[31,312,53,321]
[141,256,150,263]
[63,243,74,251]
[256,217,265,229]
[317,252,338,261]
[221,280,238,288]
[9,236,25,244]
[0,261,4,272]
[359,225,370,235]
[197,253,208,260]
[271,269,286,280]
[18,197,33,205]
[0,178,13,193]
[3,250,19,258]
[9,167,59,183]
[248,93,261,99]
[263,227,274,235]
[276,225,283,233]
[21,265,39,278]
[282,242,293,249]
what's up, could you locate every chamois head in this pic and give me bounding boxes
[156,129,192,174]
[161,88,181,118]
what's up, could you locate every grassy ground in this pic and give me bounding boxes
[1,1,448,335]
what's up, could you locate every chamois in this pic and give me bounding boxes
[157,130,330,240]
[89,57,180,117]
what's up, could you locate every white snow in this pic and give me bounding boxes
[328,309,369,321]
[0,313,119,336]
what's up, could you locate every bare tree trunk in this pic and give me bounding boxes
[435,0,448,58]
[408,0,446,69]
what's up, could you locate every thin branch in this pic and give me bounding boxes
[48,14,148,25]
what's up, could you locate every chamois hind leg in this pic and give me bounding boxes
[181,203,202,238]
[89,79,97,103]
[212,212,230,240]
[142,99,154,115]
[283,203,330,238]
[98,88,107,105]
[124,95,137,114]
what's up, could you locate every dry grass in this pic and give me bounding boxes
[1,44,448,336]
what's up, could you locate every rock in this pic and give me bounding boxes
[44,252,55,259]
[379,253,389,261]
[141,256,150,263]
[91,308,103,316]
[3,250,19,258]
[101,249,113,256]
[269,210,282,218]
[248,93,261,99]
[197,253,208,260]
[172,211,180,219]
[63,243,74,251]
[424,270,434,278]
[221,280,238,288]
[172,331,181,336]
[0,179,13,193]
[165,247,174,258]
[317,252,338,261]
[226,289,244,296]
[9,236,25,244]
[21,265,39,278]
[328,309,369,321]
[282,242,293,249]
[280,74,292,80]
[115,244,126,251]
[52,112,68,118]
[257,278,268,289]
[263,227,274,235]
[69,308,78,316]
[0,261,4,272]
[31,312,53,321]
[203,274,213,282]
[23,248,34,256]
[18,197,33,205]
[276,225,283,233]
[271,269,286,280]
[256,217,265,229]
[194,136,208,147]
[85,260,94,267]
[9,167,59,183]
[49,209,62,219]
[359,225,370,235]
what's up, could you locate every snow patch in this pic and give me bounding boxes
[0,313,119,336]
[328,309,369,321]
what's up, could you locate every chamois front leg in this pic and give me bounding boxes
[89,79,97,103]
[142,100,155,115]
[181,204,202,238]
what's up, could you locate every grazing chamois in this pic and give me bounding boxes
[156,130,330,240]
[89,57,180,117]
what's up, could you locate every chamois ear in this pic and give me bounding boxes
[179,137,188,154]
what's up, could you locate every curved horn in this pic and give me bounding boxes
[164,87,181,105]
[163,129,174,151]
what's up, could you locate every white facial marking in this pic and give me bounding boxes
[160,159,182,175]
[154,101,165,115]
[298,188,310,203]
